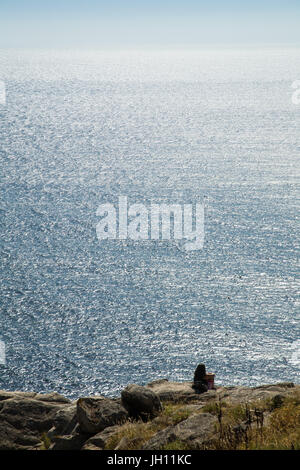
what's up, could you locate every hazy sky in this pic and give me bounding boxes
[0,0,299,48]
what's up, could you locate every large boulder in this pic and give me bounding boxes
[143,413,217,450]
[121,384,162,420]
[77,397,128,434]
[47,404,77,438]
[146,379,217,403]
[0,392,72,450]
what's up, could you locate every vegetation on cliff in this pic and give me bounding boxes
[103,388,300,450]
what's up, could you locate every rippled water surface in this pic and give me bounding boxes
[0,49,299,398]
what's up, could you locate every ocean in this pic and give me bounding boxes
[0,48,299,398]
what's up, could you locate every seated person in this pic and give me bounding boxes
[192,363,209,393]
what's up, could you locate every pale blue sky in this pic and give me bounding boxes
[0,0,299,48]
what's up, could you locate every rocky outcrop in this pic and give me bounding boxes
[0,381,298,450]
[0,391,72,450]
[81,425,121,450]
[77,397,128,434]
[146,379,217,403]
[49,428,87,451]
[0,391,70,404]
[146,380,298,405]
[215,382,296,405]
[47,404,77,438]
[143,413,217,450]
[121,384,162,420]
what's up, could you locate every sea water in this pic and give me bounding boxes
[0,48,299,398]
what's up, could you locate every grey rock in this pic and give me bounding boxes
[0,391,36,401]
[0,390,71,404]
[49,432,87,450]
[47,404,78,438]
[77,397,128,434]
[0,394,70,450]
[253,382,294,390]
[121,384,162,419]
[0,419,41,450]
[33,392,71,404]
[217,384,299,405]
[147,379,169,387]
[81,425,121,450]
[143,412,217,450]
[146,380,217,403]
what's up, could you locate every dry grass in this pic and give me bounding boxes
[105,391,300,450]
[105,402,194,450]
[161,440,190,450]
[201,390,300,450]
[40,432,51,450]
[41,390,300,450]
[105,421,156,450]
